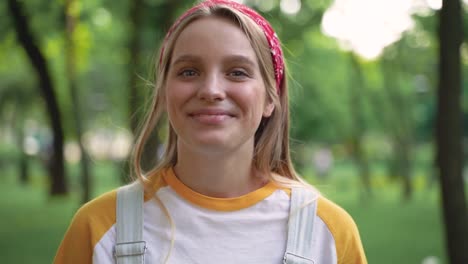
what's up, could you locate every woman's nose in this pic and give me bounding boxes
[197,73,226,102]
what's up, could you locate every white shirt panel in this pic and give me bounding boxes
[92,186,338,264]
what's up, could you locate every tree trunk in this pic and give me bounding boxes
[125,1,180,181]
[397,137,412,200]
[380,58,414,200]
[348,53,372,199]
[121,0,146,184]
[13,110,29,185]
[436,0,468,263]
[128,0,144,134]
[7,0,67,195]
[18,123,29,185]
[65,0,92,203]
[127,0,180,131]
[19,151,29,185]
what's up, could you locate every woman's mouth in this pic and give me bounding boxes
[189,109,235,124]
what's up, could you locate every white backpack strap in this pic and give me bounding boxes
[284,187,318,264]
[114,181,146,264]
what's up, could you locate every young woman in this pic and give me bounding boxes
[54,1,367,263]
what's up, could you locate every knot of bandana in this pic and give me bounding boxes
[160,0,285,94]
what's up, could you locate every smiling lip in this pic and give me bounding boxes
[188,109,234,124]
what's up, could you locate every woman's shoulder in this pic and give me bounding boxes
[315,196,367,263]
[53,189,118,264]
[65,189,119,247]
[316,196,356,229]
[75,188,118,223]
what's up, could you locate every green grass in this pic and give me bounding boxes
[310,161,447,264]
[330,189,446,264]
[0,161,448,264]
[0,186,76,263]
[0,160,121,263]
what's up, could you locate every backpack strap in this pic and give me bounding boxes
[283,187,318,264]
[114,181,146,264]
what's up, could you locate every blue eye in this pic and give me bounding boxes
[229,70,249,78]
[179,69,198,77]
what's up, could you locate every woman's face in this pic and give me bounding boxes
[165,16,274,155]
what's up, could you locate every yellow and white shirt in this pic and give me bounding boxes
[54,168,367,264]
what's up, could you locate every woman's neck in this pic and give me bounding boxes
[173,142,266,198]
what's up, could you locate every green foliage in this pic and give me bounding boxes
[288,28,353,142]
[2,0,464,145]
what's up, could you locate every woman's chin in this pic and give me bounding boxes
[180,135,251,156]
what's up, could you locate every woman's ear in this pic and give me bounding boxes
[263,102,275,117]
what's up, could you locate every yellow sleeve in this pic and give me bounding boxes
[317,197,367,264]
[53,190,117,264]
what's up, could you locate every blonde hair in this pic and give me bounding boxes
[131,3,310,191]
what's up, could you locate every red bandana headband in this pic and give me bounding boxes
[160,0,285,94]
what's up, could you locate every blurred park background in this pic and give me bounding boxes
[1,0,467,263]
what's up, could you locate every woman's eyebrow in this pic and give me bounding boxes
[223,55,256,67]
[172,54,256,67]
[172,54,201,66]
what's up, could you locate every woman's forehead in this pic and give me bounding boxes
[174,16,248,46]
[170,17,257,64]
